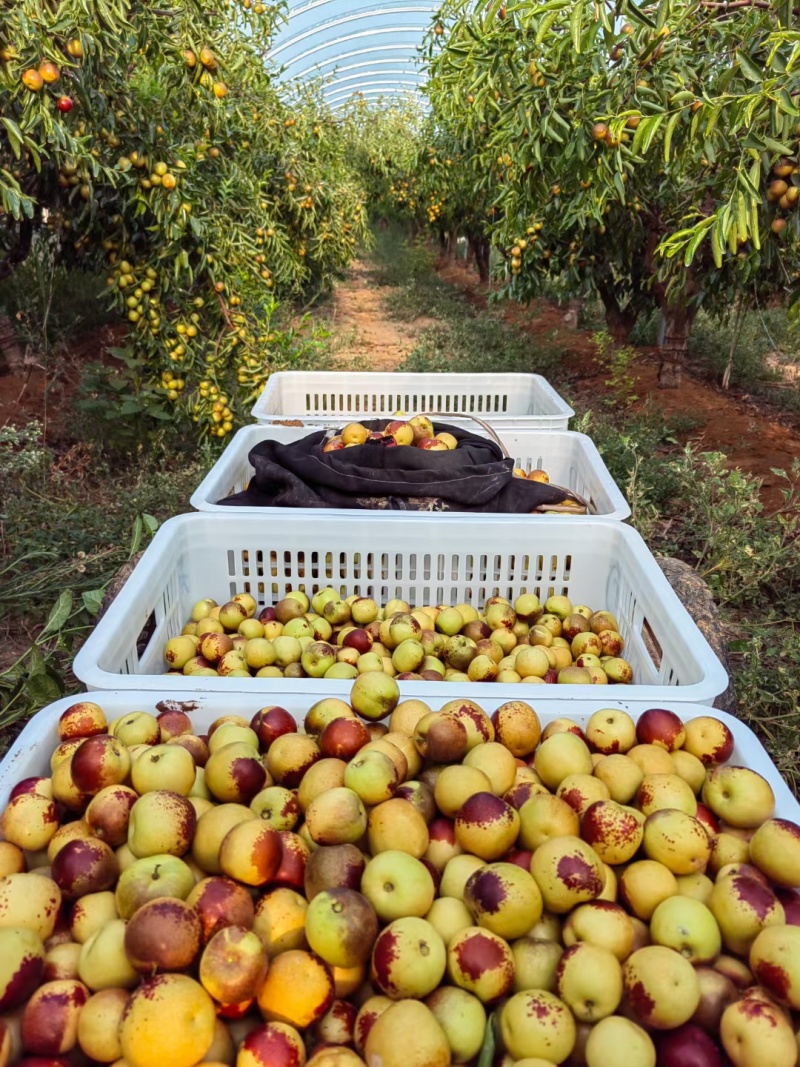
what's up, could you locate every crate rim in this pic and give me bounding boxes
[1,692,796,819]
[251,370,575,426]
[72,512,730,703]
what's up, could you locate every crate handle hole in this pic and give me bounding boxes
[135,610,157,661]
[640,617,662,669]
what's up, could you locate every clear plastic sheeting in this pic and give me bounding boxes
[270,0,440,105]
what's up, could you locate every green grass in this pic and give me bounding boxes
[0,425,210,749]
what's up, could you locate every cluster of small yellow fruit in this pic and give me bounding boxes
[427,194,445,225]
[767,157,799,237]
[508,222,544,275]
[389,177,421,213]
[157,370,186,402]
[184,47,228,100]
[0,681,797,1067]
[192,386,234,437]
[162,588,633,685]
[115,151,185,198]
[107,262,163,332]
[323,416,458,454]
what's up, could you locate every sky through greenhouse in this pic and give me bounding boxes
[270,0,439,106]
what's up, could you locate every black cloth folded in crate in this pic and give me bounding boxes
[217,420,583,513]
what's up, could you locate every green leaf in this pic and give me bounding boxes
[736,191,749,242]
[750,197,761,250]
[477,1012,496,1067]
[619,0,657,28]
[632,113,665,155]
[777,88,800,117]
[683,219,714,266]
[41,591,74,638]
[26,671,63,706]
[26,644,46,678]
[130,515,143,557]
[711,222,724,268]
[569,3,582,54]
[726,213,739,255]
[737,51,765,83]
[142,513,159,535]
[738,167,763,199]
[1,119,24,158]
[82,589,105,617]
[663,111,681,162]
[764,136,795,155]
[535,10,561,45]
[729,640,751,653]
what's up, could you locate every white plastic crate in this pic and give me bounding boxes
[189,426,630,521]
[1,693,796,818]
[251,372,574,430]
[73,513,728,704]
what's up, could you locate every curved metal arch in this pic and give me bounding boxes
[292,45,424,80]
[322,57,423,77]
[278,28,427,72]
[323,68,424,89]
[325,79,423,102]
[271,8,432,59]
[289,0,435,21]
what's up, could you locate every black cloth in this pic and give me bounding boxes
[217,420,581,513]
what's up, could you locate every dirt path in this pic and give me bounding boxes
[326,260,431,370]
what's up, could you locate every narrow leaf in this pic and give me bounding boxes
[764,136,795,155]
[535,10,560,45]
[41,591,73,638]
[26,672,63,706]
[737,51,764,83]
[736,191,749,242]
[748,201,761,250]
[477,1013,497,1067]
[664,111,681,161]
[777,88,800,117]
[130,515,143,557]
[711,222,724,268]
[570,3,583,53]
[82,589,105,617]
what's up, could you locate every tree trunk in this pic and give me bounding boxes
[562,299,583,330]
[0,315,25,374]
[722,293,745,391]
[604,302,638,342]
[475,238,490,284]
[445,232,457,261]
[596,278,638,342]
[658,304,693,388]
